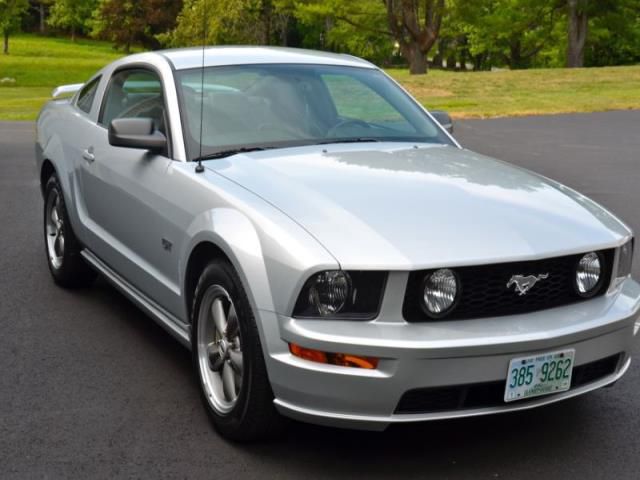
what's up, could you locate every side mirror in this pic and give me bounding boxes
[108,118,166,152]
[430,110,454,134]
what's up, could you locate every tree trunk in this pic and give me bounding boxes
[432,39,444,69]
[385,0,444,75]
[261,0,272,45]
[446,53,456,70]
[567,0,588,68]
[39,4,46,33]
[3,31,8,55]
[71,25,76,42]
[459,48,468,71]
[407,45,428,74]
[509,39,527,69]
[473,53,490,71]
[278,14,289,46]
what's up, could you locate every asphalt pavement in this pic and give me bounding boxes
[1,111,639,479]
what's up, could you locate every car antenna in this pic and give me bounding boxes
[195,0,207,174]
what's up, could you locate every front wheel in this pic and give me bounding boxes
[191,260,284,441]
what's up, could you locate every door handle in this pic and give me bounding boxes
[82,147,95,163]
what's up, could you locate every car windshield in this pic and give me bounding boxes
[175,64,453,160]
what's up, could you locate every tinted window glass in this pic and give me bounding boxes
[100,69,166,134]
[323,74,407,126]
[76,77,101,114]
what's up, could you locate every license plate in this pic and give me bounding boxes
[504,349,575,403]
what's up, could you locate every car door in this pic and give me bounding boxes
[78,67,184,318]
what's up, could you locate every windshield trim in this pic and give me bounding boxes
[194,137,451,162]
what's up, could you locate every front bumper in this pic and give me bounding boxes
[260,275,640,430]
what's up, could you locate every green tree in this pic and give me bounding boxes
[564,0,640,67]
[296,0,446,74]
[0,0,29,54]
[48,0,96,41]
[451,0,561,70]
[30,1,54,33]
[92,0,182,52]
[163,0,290,47]
[585,0,640,66]
[293,0,393,64]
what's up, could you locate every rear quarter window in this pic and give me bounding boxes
[76,76,101,114]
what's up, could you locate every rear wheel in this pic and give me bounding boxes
[191,260,284,441]
[43,174,96,288]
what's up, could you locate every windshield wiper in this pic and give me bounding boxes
[316,137,381,145]
[194,146,267,161]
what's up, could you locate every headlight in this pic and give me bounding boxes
[293,271,387,319]
[421,268,460,317]
[576,252,602,296]
[308,270,351,316]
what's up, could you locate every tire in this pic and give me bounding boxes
[191,260,285,441]
[43,174,96,288]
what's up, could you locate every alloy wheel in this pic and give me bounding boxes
[45,189,65,270]
[196,285,244,414]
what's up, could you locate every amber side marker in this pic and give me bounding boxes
[289,343,379,369]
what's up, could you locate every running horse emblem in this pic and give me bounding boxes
[506,273,549,296]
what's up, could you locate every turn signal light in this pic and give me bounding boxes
[289,343,378,369]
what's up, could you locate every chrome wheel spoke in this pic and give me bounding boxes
[51,204,59,224]
[228,349,243,374]
[211,298,227,335]
[222,361,236,401]
[226,304,239,338]
[45,191,64,270]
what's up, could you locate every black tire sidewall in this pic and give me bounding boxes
[43,173,95,287]
[191,261,262,435]
[44,175,71,279]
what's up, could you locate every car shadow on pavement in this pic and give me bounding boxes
[241,399,601,477]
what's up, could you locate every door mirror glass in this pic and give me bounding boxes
[108,118,167,152]
[430,110,454,134]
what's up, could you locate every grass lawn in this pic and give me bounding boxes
[1,34,639,121]
[0,34,124,121]
[390,67,640,118]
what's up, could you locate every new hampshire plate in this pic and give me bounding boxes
[504,349,575,402]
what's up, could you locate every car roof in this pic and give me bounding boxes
[152,46,376,70]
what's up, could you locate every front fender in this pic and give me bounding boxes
[180,204,339,349]
[182,207,275,312]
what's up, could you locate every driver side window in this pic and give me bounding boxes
[100,69,167,136]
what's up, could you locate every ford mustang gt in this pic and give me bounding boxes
[36,47,639,441]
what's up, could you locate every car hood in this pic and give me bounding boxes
[206,143,630,269]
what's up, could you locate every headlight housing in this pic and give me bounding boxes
[575,252,603,297]
[293,271,387,319]
[613,238,634,289]
[421,268,460,318]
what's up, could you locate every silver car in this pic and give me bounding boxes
[36,47,639,441]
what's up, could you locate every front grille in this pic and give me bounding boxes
[403,249,614,321]
[395,354,622,414]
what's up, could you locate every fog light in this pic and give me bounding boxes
[289,343,378,369]
[576,252,602,296]
[422,268,459,317]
